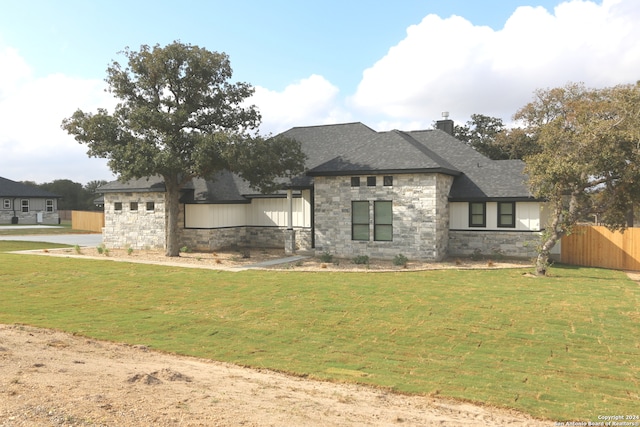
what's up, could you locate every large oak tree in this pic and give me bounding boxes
[514,82,640,275]
[63,42,305,256]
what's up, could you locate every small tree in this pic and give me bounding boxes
[514,82,640,275]
[63,42,305,256]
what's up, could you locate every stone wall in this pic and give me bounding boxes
[180,225,312,252]
[313,173,454,261]
[0,211,59,225]
[102,192,166,249]
[448,230,540,259]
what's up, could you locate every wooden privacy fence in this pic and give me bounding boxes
[71,211,105,233]
[561,225,640,271]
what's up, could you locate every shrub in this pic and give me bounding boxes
[352,255,369,265]
[393,254,409,267]
[320,251,333,263]
[180,246,191,253]
[127,247,134,255]
[96,244,105,255]
[74,244,82,254]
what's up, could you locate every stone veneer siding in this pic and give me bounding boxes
[0,211,59,225]
[448,230,540,259]
[313,173,454,261]
[102,192,167,249]
[179,225,312,252]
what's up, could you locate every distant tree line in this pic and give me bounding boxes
[22,179,107,211]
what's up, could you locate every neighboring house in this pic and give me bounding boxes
[98,119,551,260]
[0,177,61,225]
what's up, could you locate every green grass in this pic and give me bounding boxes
[1,240,638,422]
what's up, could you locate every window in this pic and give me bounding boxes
[374,201,393,241]
[383,176,393,186]
[21,200,29,213]
[2,199,10,210]
[367,176,376,186]
[469,202,486,227]
[146,201,155,211]
[46,200,54,212]
[350,177,360,187]
[352,201,370,241]
[130,202,138,211]
[498,202,516,228]
[114,202,122,211]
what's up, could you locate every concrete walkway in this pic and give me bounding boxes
[231,255,309,271]
[0,234,103,247]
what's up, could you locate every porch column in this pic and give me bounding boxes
[284,189,295,254]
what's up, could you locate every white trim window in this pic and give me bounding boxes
[21,199,29,213]
[2,199,10,210]
[46,199,54,212]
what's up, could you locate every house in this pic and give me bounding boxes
[97,119,550,260]
[0,177,61,225]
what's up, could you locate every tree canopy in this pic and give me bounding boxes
[62,42,306,256]
[513,82,640,275]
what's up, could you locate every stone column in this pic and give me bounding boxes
[285,189,295,254]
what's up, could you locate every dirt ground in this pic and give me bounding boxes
[1,249,554,426]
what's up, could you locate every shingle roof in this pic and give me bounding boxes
[96,122,533,201]
[0,176,61,198]
[406,130,532,200]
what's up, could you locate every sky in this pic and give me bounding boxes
[1,0,639,185]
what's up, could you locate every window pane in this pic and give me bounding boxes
[353,224,369,240]
[352,201,370,240]
[351,177,360,187]
[146,202,155,211]
[383,176,393,186]
[374,201,392,241]
[469,202,485,227]
[130,202,138,211]
[498,202,515,227]
[375,224,392,241]
[352,201,369,223]
[367,176,376,186]
[374,201,392,225]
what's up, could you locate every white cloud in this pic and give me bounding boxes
[0,46,117,184]
[251,74,350,134]
[349,0,640,128]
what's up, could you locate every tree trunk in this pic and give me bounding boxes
[164,176,182,257]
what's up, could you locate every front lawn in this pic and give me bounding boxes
[1,241,638,422]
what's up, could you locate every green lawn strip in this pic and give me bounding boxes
[0,240,72,252]
[1,247,638,421]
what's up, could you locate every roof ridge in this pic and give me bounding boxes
[391,130,460,173]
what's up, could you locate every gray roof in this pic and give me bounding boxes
[97,122,533,201]
[0,176,61,198]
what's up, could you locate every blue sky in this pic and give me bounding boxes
[1,0,638,184]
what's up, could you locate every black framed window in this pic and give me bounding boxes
[352,201,370,241]
[383,176,393,186]
[374,201,393,241]
[351,177,360,187]
[114,202,122,211]
[469,202,486,227]
[367,176,376,186]
[146,201,155,211]
[130,202,138,211]
[498,202,516,228]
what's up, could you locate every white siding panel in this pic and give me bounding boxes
[449,201,542,231]
[185,204,247,228]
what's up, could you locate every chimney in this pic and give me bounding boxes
[435,111,454,135]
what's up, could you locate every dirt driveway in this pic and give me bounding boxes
[0,324,553,426]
